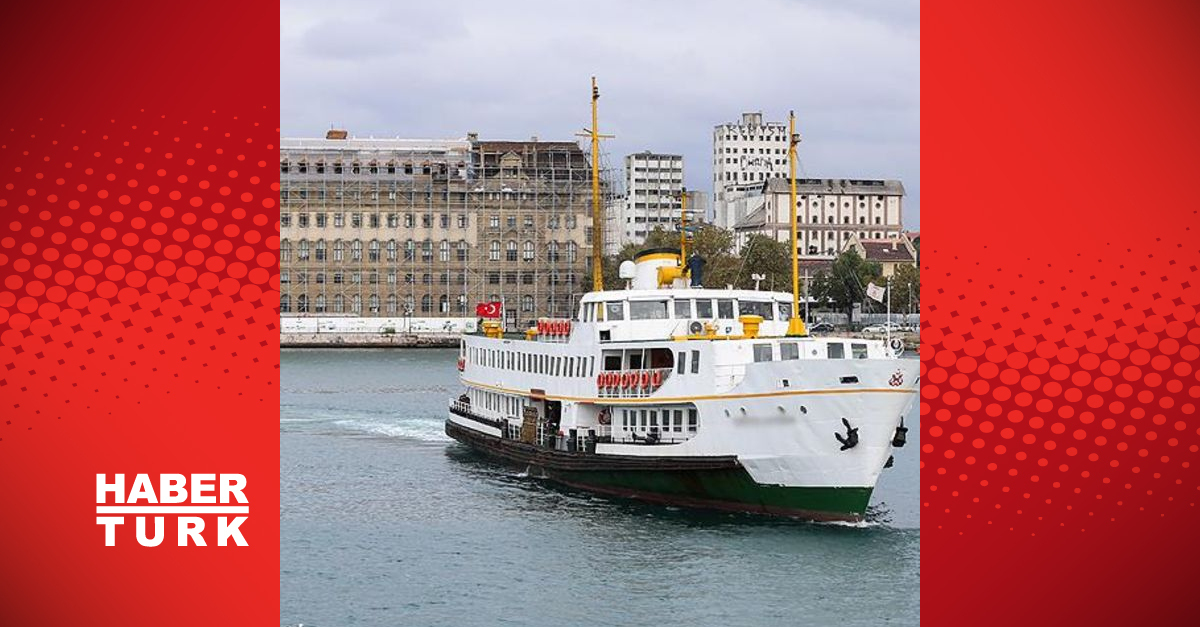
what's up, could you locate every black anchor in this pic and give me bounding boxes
[835,418,859,451]
[892,417,908,448]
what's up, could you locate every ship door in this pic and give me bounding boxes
[544,399,563,431]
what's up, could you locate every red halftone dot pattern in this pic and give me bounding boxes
[922,231,1200,533]
[0,108,279,444]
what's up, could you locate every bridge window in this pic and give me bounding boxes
[674,299,693,319]
[604,301,625,321]
[695,299,713,318]
[630,300,669,320]
[717,299,735,318]
[741,300,774,320]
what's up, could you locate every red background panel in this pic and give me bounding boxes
[0,1,280,625]
[925,1,1200,624]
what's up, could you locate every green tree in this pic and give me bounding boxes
[732,234,792,291]
[889,263,920,316]
[810,249,882,324]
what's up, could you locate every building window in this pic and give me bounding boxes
[368,240,381,262]
[489,241,501,261]
[522,241,535,261]
[351,240,363,261]
[506,241,518,262]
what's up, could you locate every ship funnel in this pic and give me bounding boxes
[631,248,682,290]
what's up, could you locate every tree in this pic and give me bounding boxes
[889,263,920,316]
[733,234,791,291]
[810,249,882,325]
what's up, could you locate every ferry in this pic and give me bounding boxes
[446,80,919,521]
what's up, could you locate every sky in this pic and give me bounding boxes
[281,0,920,229]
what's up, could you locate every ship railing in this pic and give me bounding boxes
[448,398,507,431]
[597,367,673,399]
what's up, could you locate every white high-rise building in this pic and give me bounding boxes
[713,112,789,229]
[605,151,685,254]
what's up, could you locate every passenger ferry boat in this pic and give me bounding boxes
[446,81,919,521]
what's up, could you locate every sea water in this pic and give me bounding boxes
[281,348,919,627]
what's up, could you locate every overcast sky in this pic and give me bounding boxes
[281,0,920,228]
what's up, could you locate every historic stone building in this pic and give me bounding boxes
[279,132,597,327]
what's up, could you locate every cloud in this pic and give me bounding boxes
[281,0,920,228]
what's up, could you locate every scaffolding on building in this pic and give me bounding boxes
[278,132,617,329]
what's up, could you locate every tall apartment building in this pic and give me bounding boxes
[713,112,789,229]
[279,131,596,325]
[730,178,905,258]
[605,151,684,254]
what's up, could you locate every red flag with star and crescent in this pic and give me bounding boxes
[475,302,502,318]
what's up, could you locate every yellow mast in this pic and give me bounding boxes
[589,77,604,292]
[786,111,808,337]
[680,187,688,262]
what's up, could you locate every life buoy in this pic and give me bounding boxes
[640,370,651,388]
[596,374,605,388]
[605,372,616,387]
[622,372,633,389]
[537,320,545,335]
[651,370,663,387]
[564,321,572,335]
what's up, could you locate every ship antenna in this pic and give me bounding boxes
[577,77,614,293]
[787,111,808,337]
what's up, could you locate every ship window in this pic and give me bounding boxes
[673,409,684,432]
[603,353,622,371]
[630,300,669,320]
[852,343,869,359]
[691,350,700,374]
[741,300,774,320]
[677,351,687,375]
[648,347,673,369]
[640,410,648,427]
[827,343,846,359]
[753,343,773,362]
[604,301,625,321]
[778,302,792,320]
[589,356,595,377]
[780,342,799,361]
[627,350,644,370]
[674,299,693,319]
[696,299,713,318]
[566,357,573,376]
[688,409,698,432]
[717,299,735,318]
[649,410,658,427]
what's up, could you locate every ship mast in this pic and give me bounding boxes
[583,77,613,293]
[679,187,688,262]
[786,111,808,337]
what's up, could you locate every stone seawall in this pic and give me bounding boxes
[281,333,460,348]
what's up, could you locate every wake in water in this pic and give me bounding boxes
[332,417,451,443]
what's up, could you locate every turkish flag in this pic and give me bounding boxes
[475,302,502,318]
